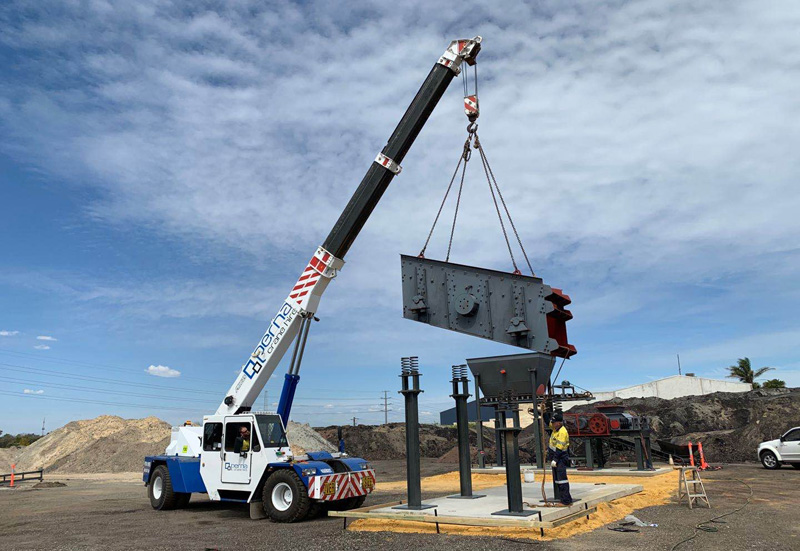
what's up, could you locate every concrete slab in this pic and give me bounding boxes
[473,465,672,477]
[330,481,642,529]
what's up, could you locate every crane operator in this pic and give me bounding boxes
[237,426,250,456]
[547,412,573,505]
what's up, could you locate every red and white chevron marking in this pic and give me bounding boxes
[288,252,332,306]
[308,469,376,501]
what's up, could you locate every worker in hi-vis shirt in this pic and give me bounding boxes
[547,412,573,505]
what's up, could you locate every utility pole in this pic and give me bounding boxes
[351,416,358,427]
[263,389,268,411]
[677,354,682,376]
[382,390,390,424]
[41,417,45,437]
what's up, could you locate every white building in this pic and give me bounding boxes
[562,374,751,411]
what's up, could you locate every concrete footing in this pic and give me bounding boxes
[329,481,642,531]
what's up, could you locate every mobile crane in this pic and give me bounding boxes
[143,36,484,522]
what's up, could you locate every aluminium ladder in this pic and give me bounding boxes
[677,466,710,509]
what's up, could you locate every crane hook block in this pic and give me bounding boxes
[464,95,479,121]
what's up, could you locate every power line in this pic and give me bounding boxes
[0,348,224,383]
[0,362,220,395]
[0,390,208,413]
[0,376,218,405]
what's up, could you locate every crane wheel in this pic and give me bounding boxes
[263,470,311,522]
[148,465,178,510]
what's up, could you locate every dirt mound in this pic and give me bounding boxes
[15,415,171,473]
[316,423,498,462]
[33,481,67,488]
[316,423,455,460]
[12,415,337,474]
[565,388,800,463]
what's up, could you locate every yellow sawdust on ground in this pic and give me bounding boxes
[350,470,679,541]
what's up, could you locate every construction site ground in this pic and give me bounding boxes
[1,461,797,551]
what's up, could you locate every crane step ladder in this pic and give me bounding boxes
[677,467,710,509]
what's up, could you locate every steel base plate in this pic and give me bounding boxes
[491,509,538,517]
[446,494,486,499]
[392,503,437,510]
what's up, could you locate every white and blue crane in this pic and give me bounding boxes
[143,36,484,522]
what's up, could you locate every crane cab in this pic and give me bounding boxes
[144,413,375,522]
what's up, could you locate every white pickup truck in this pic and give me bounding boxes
[758,427,800,469]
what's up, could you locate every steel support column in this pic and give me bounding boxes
[448,365,484,499]
[394,357,434,511]
[528,367,544,469]
[492,403,535,517]
[474,374,485,469]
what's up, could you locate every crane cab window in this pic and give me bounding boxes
[203,422,223,452]
[255,414,288,448]
[225,422,253,453]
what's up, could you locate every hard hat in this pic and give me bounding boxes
[552,412,563,422]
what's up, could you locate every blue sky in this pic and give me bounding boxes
[1,1,799,435]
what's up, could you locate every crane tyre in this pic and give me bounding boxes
[149,465,178,510]
[263,470,311,523]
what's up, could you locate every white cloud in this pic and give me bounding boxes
[33,345,50,350]
[145,364,181,378]
[1,1,799,420]
[36,335,57,341]
[0,330,19,337]
[23,389,44,395]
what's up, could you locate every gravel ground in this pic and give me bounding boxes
[1,462,797,551]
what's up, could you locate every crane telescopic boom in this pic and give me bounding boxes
[216,37,483,416]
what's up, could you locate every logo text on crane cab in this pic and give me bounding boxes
[240,302,299,381]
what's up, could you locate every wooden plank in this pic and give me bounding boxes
[330,505,597,529]
[331,510,543,528]
[542,506,597,528]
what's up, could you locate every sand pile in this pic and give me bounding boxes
[15,415,171,473]
[9,415,336,473]
[0,447,20,470]
[286,421,336,455]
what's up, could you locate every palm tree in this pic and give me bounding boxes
[727,357,773,389]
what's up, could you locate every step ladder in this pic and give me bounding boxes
[677,467,710,509]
